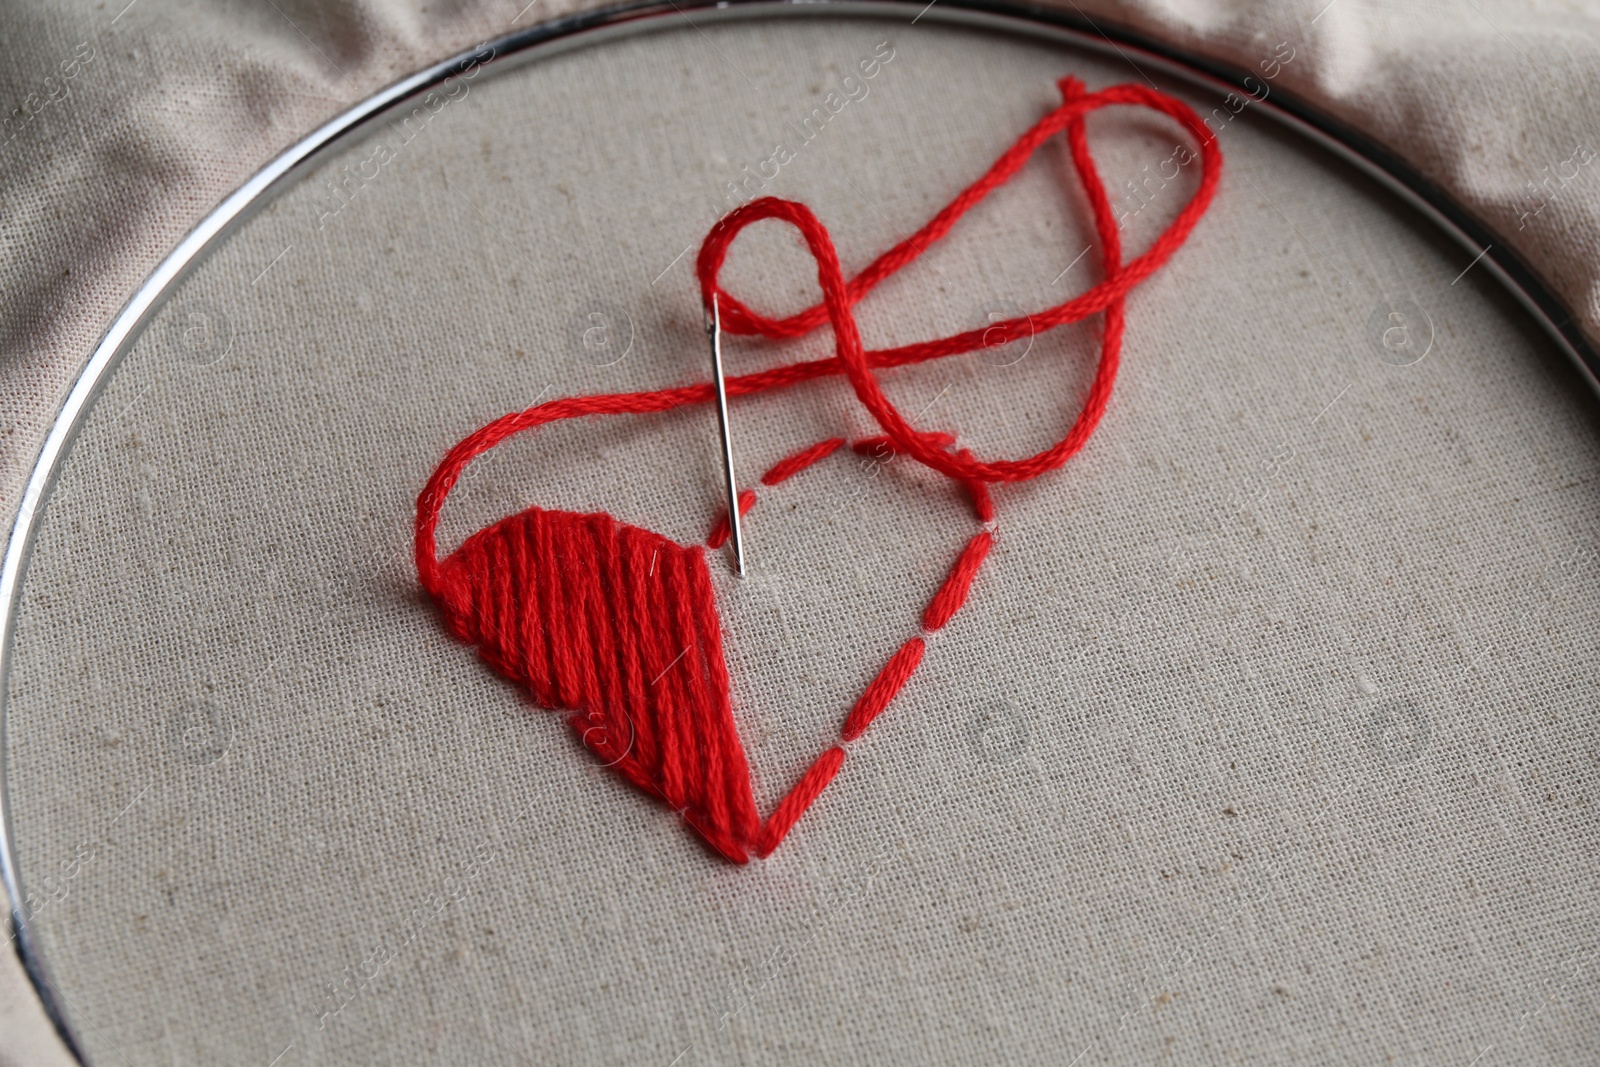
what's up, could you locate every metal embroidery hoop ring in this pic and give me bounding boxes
[1,1,1594,1058]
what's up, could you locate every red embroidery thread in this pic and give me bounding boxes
[415,77,1221,861]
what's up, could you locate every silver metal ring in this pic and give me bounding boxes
[3,2,1593,1059]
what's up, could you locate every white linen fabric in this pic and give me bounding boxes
[1,3,1598,1066]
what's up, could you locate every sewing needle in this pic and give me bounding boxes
[707,294,746,578]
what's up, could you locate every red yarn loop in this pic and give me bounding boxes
[416,75,1219,599]
[693,76,1220,486]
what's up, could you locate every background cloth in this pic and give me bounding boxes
[1,1,1598,1065]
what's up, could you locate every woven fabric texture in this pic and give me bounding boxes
[1,3,1598,1066]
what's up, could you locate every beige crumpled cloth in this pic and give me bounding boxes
[1,1,1596,1063]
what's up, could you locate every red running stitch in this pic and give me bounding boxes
[415,76,1221,861]
[705,489,756,550]
[840,638,927,744]
[923,532,994,632]
[705,437,845,548]
[761,437,846,486]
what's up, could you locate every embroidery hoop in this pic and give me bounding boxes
[2,2,1596,1061]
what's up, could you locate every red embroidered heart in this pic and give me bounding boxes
[426,436,986,863]
[414,77,1221,861]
